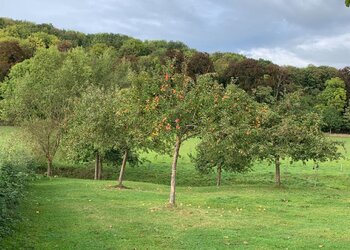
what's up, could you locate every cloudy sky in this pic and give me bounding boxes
[1,0,350,68]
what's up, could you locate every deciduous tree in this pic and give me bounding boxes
[64,87,118,180]
[147,64,222,206]
[0,40,26,81]
[317,77,347,132]
[260,92,341,185]
[1,47,91,176]
[186,52,214,80]
[192,84,266,186]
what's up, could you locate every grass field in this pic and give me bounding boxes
[1,126,350,249]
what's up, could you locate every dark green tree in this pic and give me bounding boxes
[186,52,214,80]
[0,40,27,81]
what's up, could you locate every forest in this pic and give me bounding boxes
[0,16,350,249]
[1,17,350,133]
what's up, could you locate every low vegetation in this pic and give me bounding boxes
[0,127,36,239]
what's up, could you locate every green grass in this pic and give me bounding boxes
[1,178,350,249]
[1,126,350,249]
[1,126,348,188]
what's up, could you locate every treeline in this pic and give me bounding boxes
[1,18,350,132]
[0,18,344,208]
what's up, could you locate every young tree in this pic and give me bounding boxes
[146,64,222,206]
[260,92,341,185]
[64,49,151,184]
[64,87,118,180]
[192,84,266,186]
[113,84,156,187]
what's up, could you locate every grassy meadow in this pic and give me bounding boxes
[1,126,350,249]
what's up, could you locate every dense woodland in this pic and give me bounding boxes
[1,18,350,133]
[0,17,345,210]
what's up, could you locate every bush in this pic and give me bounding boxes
[0,131,38,239]
[0,163,29,238]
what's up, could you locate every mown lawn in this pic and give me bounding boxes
[1,177,350,249]
[1,126,348,188]
[1,126,350,249]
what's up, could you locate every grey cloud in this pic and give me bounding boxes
[0,0,349,67]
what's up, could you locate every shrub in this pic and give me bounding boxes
[0,163,29,238]
[0,132,38,239]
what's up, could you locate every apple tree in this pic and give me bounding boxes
[192,84,267,186]
[260,91,342,185]
[145,63,223,206]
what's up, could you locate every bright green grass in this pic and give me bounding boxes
[1,178,350,249]
[1,126,350,249]
[1,126,348,188]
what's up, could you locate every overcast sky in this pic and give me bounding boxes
[1,0,350,68]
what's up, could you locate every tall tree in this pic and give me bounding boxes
[63,49,123,180]
[118,38,150,57]
[210,52,246,84]
[288,65,338,94]
[186,52,215,80]
[317,77,347,133]
[338,67,350,101]
[0,40,27,81]
[1,47,91,176]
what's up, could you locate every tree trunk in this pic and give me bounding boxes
[275,156,281,186]
[169,136,181,207]
[118,150,128,187]
[98,156,103,180]
[47,158,52,177]
[216,165,222,187]
[94,152,100,180]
